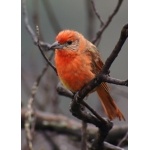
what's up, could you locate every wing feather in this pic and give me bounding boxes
[84,42,109,92]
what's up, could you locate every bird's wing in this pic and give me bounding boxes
[86,43,104,73]
[84,42,109,91]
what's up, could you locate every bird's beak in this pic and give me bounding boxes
[49,41,64,50]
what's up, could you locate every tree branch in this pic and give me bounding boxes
[92,0,123,45]
[22,108,128,147]
[36,26,57,74]
[22,0,52,50]
[22,108,97,140]
[102,75,128,87]
[90,0,104,27]
[102,24,128,73]
[57,83,110,127]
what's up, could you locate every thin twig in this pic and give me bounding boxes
[56,78,127,123]
[22,108,128,146]
[57,82,74,98]
[32,0,44,41]
[81,101,109,124]
[22,0,37,43]
[57,83,109,124]
[102,75,128,86]
[36,26,57,74]
[22,0,52,50]
[101,24,128,74]
[90,0,104,26]
[25,63,49,150]
[92,0,123,45]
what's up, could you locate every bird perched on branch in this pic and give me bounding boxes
[49,30,125,121]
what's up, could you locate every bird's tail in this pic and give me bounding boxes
[96,84,125,121]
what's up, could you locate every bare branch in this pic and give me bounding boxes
[57,83,109,125]
[85,0,95,40]
[22,0,52,50]
[32,0,44,41]
[24,63,49,150]
[92,0,123,45]
[90,0,104,26]
[57,82,74,98]
[102,75,128,87]
[22,0,37,43]
[36,26,57,74]
[102,24,128,73]
[56,78,127,125]
[22,108,128,145]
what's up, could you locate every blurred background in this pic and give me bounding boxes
[21,0,128,149]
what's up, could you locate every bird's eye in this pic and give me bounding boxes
[67,41,72,45]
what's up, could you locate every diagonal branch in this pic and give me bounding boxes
[22,0,57,73]
[36,26,57,74]
[57,83,110,125]
[22,0,52,50]
[24,63,49,150]
[101,24,128,73]
[92,0,123,45]
[90,0,104,27]
[22,108,128,146]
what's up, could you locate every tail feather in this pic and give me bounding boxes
[96,85,125,121]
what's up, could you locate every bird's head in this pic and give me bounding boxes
[49,30,85,51]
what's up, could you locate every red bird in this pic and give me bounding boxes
[50,30,125,120]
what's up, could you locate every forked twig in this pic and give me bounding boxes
[92,0,123,45]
